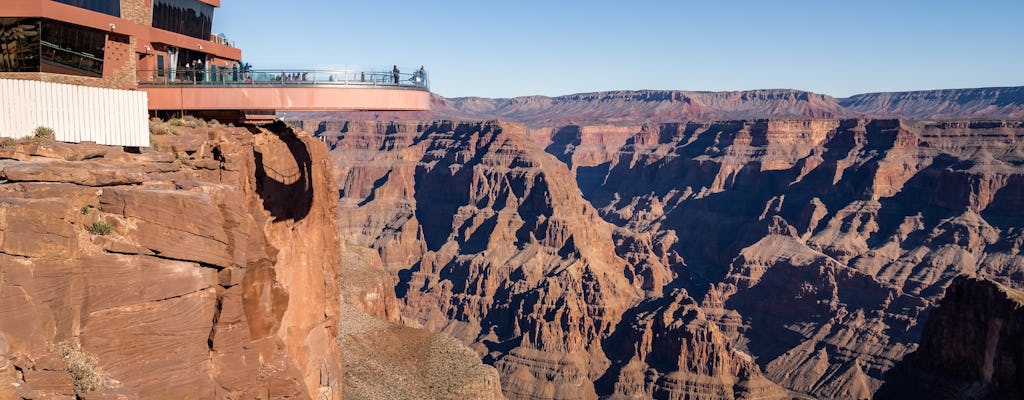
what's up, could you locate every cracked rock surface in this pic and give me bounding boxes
[0,125,342,399]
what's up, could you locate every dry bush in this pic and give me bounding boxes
[57,342,109,394]
[33,126,55,140]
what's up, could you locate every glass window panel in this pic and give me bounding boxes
[53,0,122,18]
[152,0,214,40]
[0,18,41,73]
[40,20,105,78]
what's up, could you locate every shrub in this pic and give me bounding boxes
[80,205,91,215]
[33,126,55,140]
[57,342,106,394]
[0,137,15,149]
[89,220,113,235]
[150,123,178,136]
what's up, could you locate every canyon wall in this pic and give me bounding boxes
[308,118,1024,399]
[875,275,1024,400]
[0,124,343,399]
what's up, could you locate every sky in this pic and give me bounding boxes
[212,0,1024,99]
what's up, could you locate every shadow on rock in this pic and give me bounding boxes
[251,122,314,222]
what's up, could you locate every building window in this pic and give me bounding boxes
[152,0,214,40]
[40,20,106,78]
[0,18,41,73]
[0,19,105,77]
[54,0,122,18]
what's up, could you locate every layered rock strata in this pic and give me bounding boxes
[311,118,1024,400]
[0,124,342,399]
[875,276,1024,400]
[315,120,794,399]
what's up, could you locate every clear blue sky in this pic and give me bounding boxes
[212,0,1024,98]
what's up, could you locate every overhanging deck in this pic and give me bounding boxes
[142,85,430,112]
[139,68,431,114]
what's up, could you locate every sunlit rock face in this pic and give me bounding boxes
[0,124,342,399]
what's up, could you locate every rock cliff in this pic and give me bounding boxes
[875,275,1024,400]
[840,87,1024,120]
[307,117,1024,400]
[0,124,343,399]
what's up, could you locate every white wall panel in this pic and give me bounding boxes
[0,79,149,147]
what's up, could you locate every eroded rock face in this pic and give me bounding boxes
[313,118,1024,400]
[0,125,342,399]
[338,242,506,400]
[875,276,1024,400]
[317,120,792,400]
[561,119,1024,399]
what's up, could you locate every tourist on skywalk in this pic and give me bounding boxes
[392,65,400,84]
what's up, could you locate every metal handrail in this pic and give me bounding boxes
[137,67,430,91]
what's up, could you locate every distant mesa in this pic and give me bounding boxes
[292,86,1024,126]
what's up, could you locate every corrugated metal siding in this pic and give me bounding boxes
[0,79,149,147]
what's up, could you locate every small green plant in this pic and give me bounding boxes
[80,205,91,215]
[0,137,15,149]
[89,220,113,235]
[168,118,187,127]
[33,126,55,140]
[57,342,106,394]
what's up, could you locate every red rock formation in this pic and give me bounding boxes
[310,117,1024,400]
[338,242,506,400]
[318,120,792,399]
[0,124,342,399]
[875,275,1024,400]
[564,119,1024,399]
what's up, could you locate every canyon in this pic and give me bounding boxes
[300,86,1024,399]
[0,85,1022,400]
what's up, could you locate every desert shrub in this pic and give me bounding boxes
[33,126,55,140]
[168,118,187,127]
[150,123,178,136]
[0,137,15,149]
[57,342,105,393]
[181,115,206,128]
[89,220,113,235]
[80,205,91,215]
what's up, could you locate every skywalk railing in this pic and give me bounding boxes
[137,68,430,90]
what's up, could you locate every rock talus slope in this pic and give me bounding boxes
[0,125,342,399]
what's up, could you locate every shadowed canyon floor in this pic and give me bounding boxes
[306,117,1024,400]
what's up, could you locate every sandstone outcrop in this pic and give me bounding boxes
[0,123,342,399]
[875,275,1024,400]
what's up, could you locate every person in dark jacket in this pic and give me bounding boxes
[392,65,400,84]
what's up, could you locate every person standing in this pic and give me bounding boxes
[392,65,400,84]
